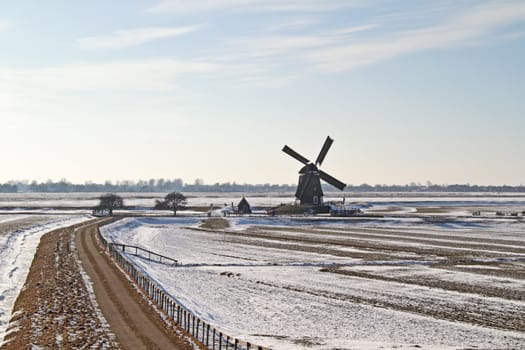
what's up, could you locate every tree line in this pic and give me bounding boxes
[96,192,186,216]
[1,179,525,193]
[1,179,296,193]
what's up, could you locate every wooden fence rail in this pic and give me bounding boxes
[109,243,179,265]
[96,227,271,350]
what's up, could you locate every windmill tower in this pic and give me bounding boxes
[282,136,346,205]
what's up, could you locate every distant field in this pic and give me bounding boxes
[2,191,525,210]
[101,215,525,350]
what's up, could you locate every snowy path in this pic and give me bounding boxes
[0,214,90,344]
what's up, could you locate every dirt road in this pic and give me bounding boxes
[1,219,118,349]
[75,220,193,350]
[1,218,194,350]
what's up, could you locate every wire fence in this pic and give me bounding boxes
[96,227,271,350]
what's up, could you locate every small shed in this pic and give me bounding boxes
[237,197,252,214]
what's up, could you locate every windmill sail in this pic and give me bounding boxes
[315,136,333,166]
[319,170,346,191]
[282,145,310,165]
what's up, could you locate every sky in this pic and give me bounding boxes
[1,0,524,186]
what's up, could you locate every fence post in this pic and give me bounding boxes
[196,319,200,341]
[206,324,210,347]
[192,315,196,336]
[213,328,216,350]
[247,342,251,350]
[219,332,222,350]
[235,339,238,350]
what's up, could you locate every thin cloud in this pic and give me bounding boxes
[325,24,379,36]
[211,22,378,64]
[190,0,525,89]
[1,59,219,92]
[499,30,525,40]
[146,0,359,14]
[264,17,320,32]
[211,1,525,75]
[305,1,525,71]
[239,73,299,88]
[224,34,340,59]
[76,25,201,49]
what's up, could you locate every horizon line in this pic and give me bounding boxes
[2,179,525,188]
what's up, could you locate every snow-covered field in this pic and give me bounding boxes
[1,192,524,349]
[0,214,91,343]
[101,216,525,349]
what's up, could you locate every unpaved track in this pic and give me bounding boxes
[1,219,118,349]
[75,220,193,350]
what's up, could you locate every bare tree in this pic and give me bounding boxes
[97,193,124,216]
[154,192,187,216]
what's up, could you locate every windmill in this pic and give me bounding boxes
[282,136,346,206]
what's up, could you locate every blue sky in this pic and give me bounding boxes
[1,0,524,185]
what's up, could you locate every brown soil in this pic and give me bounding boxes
[1,219,118,349]
[75,221,195,350]
[1,218,196,350]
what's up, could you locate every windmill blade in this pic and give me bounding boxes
[282,145,310,165]
[315,136,333,166]
[319,170,346,191]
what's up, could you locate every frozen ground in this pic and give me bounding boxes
[1,191,524,349]
[2,192,525,211]
[0,214,91,343]
[101,215,525,349]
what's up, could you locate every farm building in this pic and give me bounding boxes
[237,197,252,214]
